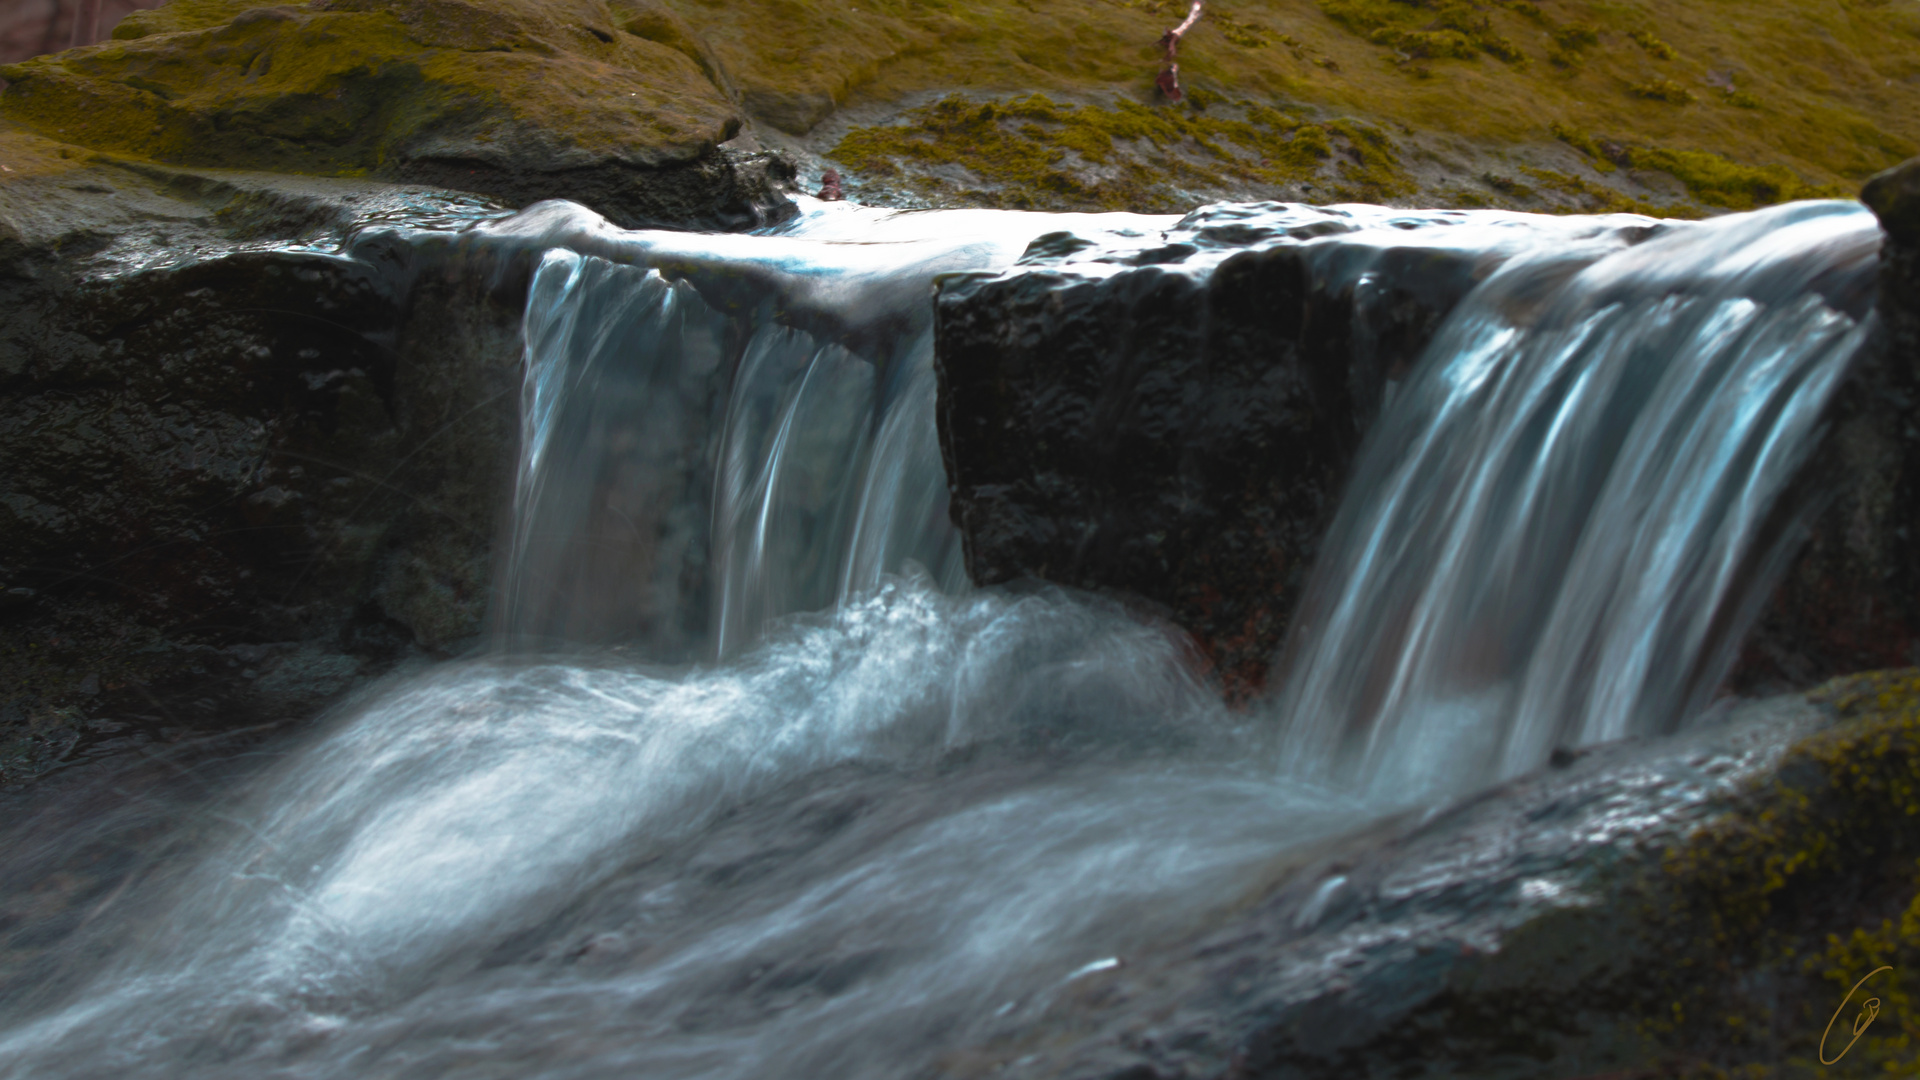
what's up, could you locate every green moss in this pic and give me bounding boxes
[1648,671,1920,1074]
[831,93,1412,211]
[1325,116,1415,200]
[1210,10,1272,49]
[1317,0,1525,66]
[1479,171,1533,198]
[832,86,1838,218]
[1625,147,1852,209]
[1629,28,1679,60]
[12,0,1910,215]
[1551,121,1617,172]
[1631,78,1698,105]
[1552,22,1600,50]
[1538,133,1848,212]
[1520,166,1695,217]
[0,0,735,179]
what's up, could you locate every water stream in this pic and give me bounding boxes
[0,197,1883,1079]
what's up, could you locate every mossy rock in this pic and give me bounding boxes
[8,0,1915,218]
[682,0,1915,215]
[0,0,796,228]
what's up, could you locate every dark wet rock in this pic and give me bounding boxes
[387,146,797,233]
[0,135,531,784]
[1866,159,1920,429]
[1735,159,1920,690]
[1864,155,1920,250]
[934,205,1610,695]
[942,670,1920,1079]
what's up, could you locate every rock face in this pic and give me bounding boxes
[0,128,530,784]
[1735,155,1920,691]
[941,669,1920,1080]
[0,0,796,231]
[934,204,1637,694]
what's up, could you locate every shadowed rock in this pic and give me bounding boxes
[1735,157,1920,690]
[0,128,531,783]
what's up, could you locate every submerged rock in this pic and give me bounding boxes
[0,128,531,783]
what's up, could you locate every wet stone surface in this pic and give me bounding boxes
[0,156,530,785]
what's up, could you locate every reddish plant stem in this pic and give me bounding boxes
[1156,0,1204,102]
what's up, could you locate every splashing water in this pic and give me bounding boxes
[0,197,1884,1079]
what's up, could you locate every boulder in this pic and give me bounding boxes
[942,669,1920,1079]
[0,125,529,784]
[0,0,795,230]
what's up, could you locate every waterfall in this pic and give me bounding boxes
[1271,200,1880,796]
[0,196,1886,1080]
[492,201,1175,657]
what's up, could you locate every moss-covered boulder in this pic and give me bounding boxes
[0,0,794,229]
[5,0,1913,218]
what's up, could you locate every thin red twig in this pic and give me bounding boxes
[1156,0,1204,102]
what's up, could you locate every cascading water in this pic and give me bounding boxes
[1271,200,1881,797]
[0,196,1883,1080]
[492,201,1175,658]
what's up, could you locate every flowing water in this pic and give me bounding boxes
[0,197,1883,1078]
